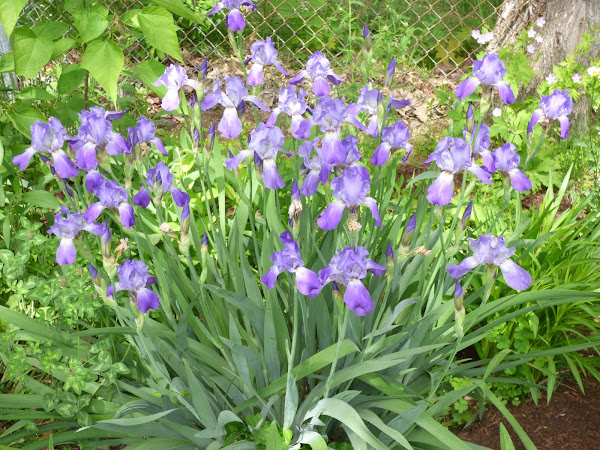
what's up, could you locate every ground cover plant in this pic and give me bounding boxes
[2,1,600,449]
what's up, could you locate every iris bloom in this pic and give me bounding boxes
[48,206,105,265]
[289,51,343,96]
[492,143,532,192]
[527,89,573,139]
[114,259,160,313]
[425,137,491,206]
[266,87,310,139]
[201,76,269,139]
[298,137,331,196]
[85,178,135,228]
[13,118,79,179]
[154,65,197,111]
[446,234,532,291]
[319,246,386,316]
[261,231,321,297]
[455,53,515,104]
[464,122,494,172]
[306,96,365,165]
[225,123,288,189]
[127,116,166,155]
[247,37,289,86]
[354,85,382,137]
[208,0,256,31]
[371,120,412,166]
[68,113,128,171]
[317,166,381,230]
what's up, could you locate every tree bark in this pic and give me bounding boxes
[491,0,600,133]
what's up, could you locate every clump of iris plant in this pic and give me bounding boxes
[202,76,269,139]
[527,89,574,139]
[246,36,289,86]
[289,51,343,96]
[455,53,515,104]
[446,234,532,291]
[261,231,321,297]
[319,247,386,316]
[317,166,381,230]
[13,118,79,179]
[47,206,105,265]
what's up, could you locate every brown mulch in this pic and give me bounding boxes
[456,377,600,449]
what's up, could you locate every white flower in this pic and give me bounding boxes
[527,28,536,38]
[527,44,536,54]
[536,17,546,27]
[535,36,543,43]
[572,73,582,83]
[588,66,600,77]
[471,29,481,40]
[545,73,557,85]
[492,108,502,117]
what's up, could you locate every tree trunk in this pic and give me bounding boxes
[491,0,600,133]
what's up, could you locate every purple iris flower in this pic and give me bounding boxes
[247,37,289,86]
[463,122,494,172]
[527,89,573,139]
[425,137,492,206]
[208,0,257,31]
[261,231,321,297]
[492,143,532,191]
[68,113,128,171]
[201,76,269,139]
[317,166,381,230]
[225,123,287,189]
[354,85,382,137]
[446,234,532,291]
[289,51,343,96]
[371,120,412,166]
[47,206,105,265]
[154,65,197,111]
[298,137,331,196]
[13,118,79,179]
[319,246,386,316]
[81,106,126,123]
[402,213,416,246]
[266,87,311,139]
[307,96,365,165]
[85,178,135,228]
[115,259,160,313]
[384,57,395,88]
[127,116,166,155]
[455,53,515,104]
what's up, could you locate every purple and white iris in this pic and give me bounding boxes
[85,178,135,228]
[225,123,287,189]
[68,112,128,171]
[13,118,79,179]
[492,143,532,192]
[319,246,386,316]
[371,120,412,166]
[114,259,160,313]
[317,166,381,230]
[247,37,289,86]
[261,231,321,297]
[307,96,365,165]
[455,53,515,104]
[446,234,532,291]
[47,206,105,265]
[464,122,494,172]
[208,0,257,31]
[266,87,311,139]
[154,65,197,112]
[354,85,382,137]
[425,137,492,206]
[527,89,573,139]
[298,138,331,196]
[201,76,269,139]
[127,116,166,155]
[289,51,343,96]
[133,161,189,215]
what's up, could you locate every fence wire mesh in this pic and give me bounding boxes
[19,0,529,113]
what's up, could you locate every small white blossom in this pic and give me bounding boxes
[527,44,536,54]
[535,35,543,43]
[527,28,536,38]
[546,73,557,85]
[572,73,582,83]
[588,66,600,77]
[536,17,546,28]
[492,108,502,117]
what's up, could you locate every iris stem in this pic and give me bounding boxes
[323,306,349,399]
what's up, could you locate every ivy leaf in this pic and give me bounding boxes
[51,38,77,61]
[0,52,14,73]
[137,6,183,62]
[0,0,28,37]
[57,63,87,95]
[72,5,109,43]
[6,107,45,137]
[81,39,124,105]
[12,28,54,78]
[135,59,167,96]
[151,0,203,23]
